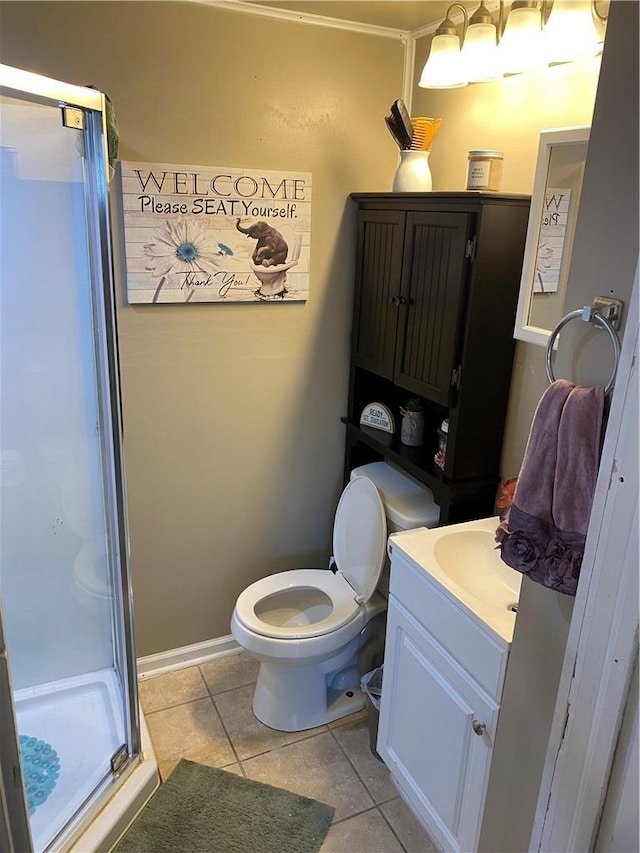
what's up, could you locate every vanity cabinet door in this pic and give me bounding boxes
[378,596,499,853]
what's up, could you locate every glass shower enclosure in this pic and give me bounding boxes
[0,65,157,852]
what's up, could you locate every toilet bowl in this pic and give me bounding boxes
[231,462,439,732]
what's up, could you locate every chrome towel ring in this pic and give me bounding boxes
[545,304,621,396]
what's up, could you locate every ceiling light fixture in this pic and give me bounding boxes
[418,1,607,90]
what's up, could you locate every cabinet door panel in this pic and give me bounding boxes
[395,212,470,404]
[378,597,499,852]
[352,210,405,379]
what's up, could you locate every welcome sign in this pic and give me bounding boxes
[119,161,312,303]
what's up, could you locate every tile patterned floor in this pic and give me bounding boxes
[139,652,438,852]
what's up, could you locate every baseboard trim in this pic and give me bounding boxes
[136,635,241,679]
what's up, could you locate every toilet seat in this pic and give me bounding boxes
[234,569,360,639]
[332,476,387,601]
[234,478,387,641]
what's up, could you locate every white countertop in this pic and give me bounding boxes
[388,516,523,645]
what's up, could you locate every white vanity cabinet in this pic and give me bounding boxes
[377,530,516,853]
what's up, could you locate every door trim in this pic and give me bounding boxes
[531,263,639,850]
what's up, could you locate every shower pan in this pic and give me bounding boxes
[0,65,158,852]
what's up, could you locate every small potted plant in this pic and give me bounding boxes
[400,397,425,447]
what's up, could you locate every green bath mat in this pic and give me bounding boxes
[114,759,335,853]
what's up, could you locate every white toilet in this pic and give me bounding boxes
[231,462,439,732]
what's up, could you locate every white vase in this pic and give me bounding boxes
[393,150,432,193]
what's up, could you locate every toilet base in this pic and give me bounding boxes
[251,639,365,731]
[254,678,365,732]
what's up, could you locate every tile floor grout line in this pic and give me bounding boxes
[140,693,211,716]
[232,724,333,765]
[326,718,413,851]
[198,676,260,698]
[204,690,246,773]
[326,722,381,806]
[378,800,412,853]
[327,802,385,828]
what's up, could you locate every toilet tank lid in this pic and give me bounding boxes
[350,461,439,529]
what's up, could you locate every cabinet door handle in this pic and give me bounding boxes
[472,720,486,736]
[398,297,408,305]
[388,295,401,305]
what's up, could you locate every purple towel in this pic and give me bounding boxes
[496,379,605,596]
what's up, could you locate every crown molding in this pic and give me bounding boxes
[186,0,410,39]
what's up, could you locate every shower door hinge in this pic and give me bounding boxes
[110,744,129,774]
[61,105,85,130]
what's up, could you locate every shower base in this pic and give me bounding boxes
[14,668,157,852]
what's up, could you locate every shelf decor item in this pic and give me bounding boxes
[393,150,433,193]
[400,398,425,447]
[434,418,449,469]
[360,402,395,434]
[387,112,442,193]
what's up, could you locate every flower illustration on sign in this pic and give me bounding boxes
[144,220,226,302]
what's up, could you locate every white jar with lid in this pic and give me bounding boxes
[466,150,504,192]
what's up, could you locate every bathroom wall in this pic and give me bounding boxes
[0,1,403,655]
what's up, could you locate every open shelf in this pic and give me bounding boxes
[342,418,499,524]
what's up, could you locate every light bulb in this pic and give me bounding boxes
[544,0,600,64]
[419,33,469,88]
[499,2,546,75]
[462,22,502,82]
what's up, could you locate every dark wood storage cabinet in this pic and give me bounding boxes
[343,192,531,524]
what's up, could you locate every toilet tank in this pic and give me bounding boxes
[349,461,439,597]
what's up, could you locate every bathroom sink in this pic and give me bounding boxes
[433,529,522,607]
[388,516,522,643]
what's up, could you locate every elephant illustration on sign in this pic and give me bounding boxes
[235,218,289,267]
[235,217,302,299]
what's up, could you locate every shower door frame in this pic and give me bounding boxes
[0,64,141,851]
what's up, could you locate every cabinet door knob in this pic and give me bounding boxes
[387,295,399,305]
[472,720,486,736]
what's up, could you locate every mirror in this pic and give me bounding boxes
[514,126,590,347]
